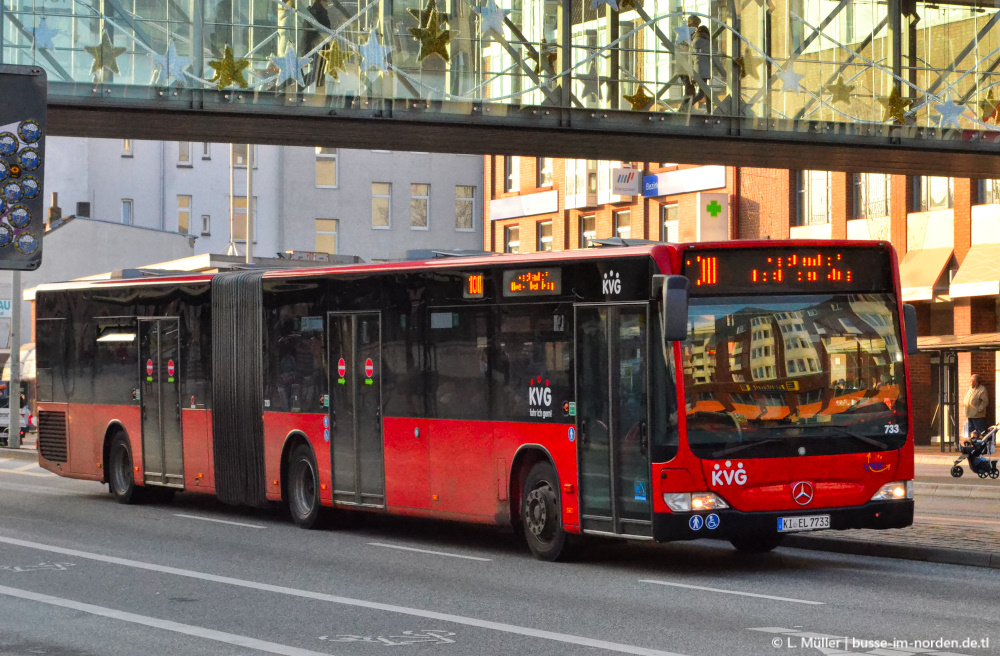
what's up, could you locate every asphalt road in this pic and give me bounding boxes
[0,460,997,656]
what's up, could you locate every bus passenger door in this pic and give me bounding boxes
[328,312,385,508]
[138,318,184,488]
[575,304,651,537]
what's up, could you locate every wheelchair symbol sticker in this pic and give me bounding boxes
[688,515,704,531]
[706,514,720,530]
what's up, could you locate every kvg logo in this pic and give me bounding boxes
[602,270,621,295]
[711,460,747,486]
[528,377,553,419]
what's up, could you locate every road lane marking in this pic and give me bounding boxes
[367,542,492,561]
[641,580,824,605]
[0,535,688,656]
[0,462,54,478]
[916,514,1000,528]
[0,584,338,656]
[174,514,266,529]
[0,480,77,496]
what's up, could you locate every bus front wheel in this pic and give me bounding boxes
[108,432,143,505]
[288,445,326,529]
[729,532,783,553]
[522,462,568,561]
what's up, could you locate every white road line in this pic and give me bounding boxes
[174,513,266,529]
[368,542,492,561]
[916,515,1000,528]
[641,580,824,606]
[0,480,76,496]
[0,584,337,656]
[0,535,687,656]
[10,462,39,472]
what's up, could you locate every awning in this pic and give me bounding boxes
[918,333,1000,352]
[949,243,1000,298]
[898,247,953,301]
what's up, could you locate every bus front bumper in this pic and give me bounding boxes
[652,500,914,542]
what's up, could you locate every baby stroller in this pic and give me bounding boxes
[951,425,999,479]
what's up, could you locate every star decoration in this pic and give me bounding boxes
[732,51,762,80]
[473,0,510,42]
[623,85,654,111]
[84,31,127,77]
[152,41,191,87]
[270,45,312,86]
[775,66,804,92]
[618,0,639,10]
[979,90,1000,123]
[208,46,251,89]
[409,0,447,27]
[323,41,352,81]
[591,0,618,10]
[31,18,60,51]
[577,62,603,100]
[359,29,392,73]
[408,7,451,62]
[526,40,558,75]
[878,87,914,124]
[824,75,854,105]
[673,25,695,43]
[933,93,966,129]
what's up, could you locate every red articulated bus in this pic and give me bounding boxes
[34,241,918,560]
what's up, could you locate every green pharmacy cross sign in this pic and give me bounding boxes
[705,200,723,218]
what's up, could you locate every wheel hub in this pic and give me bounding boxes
[525,487,551,537]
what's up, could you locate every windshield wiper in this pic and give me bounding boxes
[712,438,783,459]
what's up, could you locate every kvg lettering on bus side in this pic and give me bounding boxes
[528,377,553,418]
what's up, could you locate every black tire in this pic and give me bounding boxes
[288,445,326,529]
[950,465,964,478]
[978,471,988,479]
[521,462,568,561]
[729,532,784,553]
[990,469,999,479]
[108,432,144,505]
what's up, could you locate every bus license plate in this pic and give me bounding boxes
[777,515,830,533]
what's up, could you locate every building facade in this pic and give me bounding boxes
[484,156,1000,447]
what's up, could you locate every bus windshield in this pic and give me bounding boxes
[682,293,908,459]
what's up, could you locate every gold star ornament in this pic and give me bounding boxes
[825,75,855,105]
[526,39,558,75]
[323,41,352,80]
[979,90,1000,123]
[733,50,762,81]
[84,31,127,76]
[878,87,914,124]
[623,85,654,111]
[408,5,451,63]
[208,46,251,90]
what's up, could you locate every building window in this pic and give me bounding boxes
[231,196,257,242]
[915,176,954,211]
[661,203,679,242]
[177,195,191,234]
[121,199,133,225]
[855,173,891,219]
[455,186,475,231]
[981,179,1000,205]
[796,170,832,226]
[201,214,211,236]
[315,219,339,254]
[202,143,211,159]
[232,144,256,168]
[315,147,338,188]
[537,221,553,251]
[614,210,631,239]
[178,141,191,166]
[372,182,391,228]
[76,202,91,218]
[504,156,520,193]
[410,184,430,229]
[122,139,133,157]
[537,157,553,187]
[504,225,520,253]
[580,214,596,248]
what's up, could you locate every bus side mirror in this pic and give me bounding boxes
[654,274,689,342]
[903,304,919,355]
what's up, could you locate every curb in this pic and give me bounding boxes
[915,455,961,465]
[915,481,1000,500]
[0,447,37,461]
[783,534,1000,569]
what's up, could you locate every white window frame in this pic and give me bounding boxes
[315,218,339,254]
[504,156,520,193]
[178,141,191,166]
[580,214,596,248]
[537,157,553,188]
[797,170,832,226]
[661,203,679,242]
[372,182,392,229]
[122,139,133,157]
[410,183,430,230]
[855,173,891,219]
[121,199,133,225]
[614,210,631,239]
[202,142,211,160]
[201,214,211,236]
[537,221,553,251]
[177,194,192,235]
[455,185,476,232]
[230,195,258,243]
[232,144,258,169]
[315,147,339,189]
[504,225,520,253]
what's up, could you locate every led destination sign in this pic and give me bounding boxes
[502,268,562,297]
[682,248,893,294]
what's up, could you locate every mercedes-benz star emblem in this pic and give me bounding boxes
[792,481,814,506]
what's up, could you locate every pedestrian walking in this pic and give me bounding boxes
[301,0,332,89]
[963,374,989,442]
[690,24,712,112]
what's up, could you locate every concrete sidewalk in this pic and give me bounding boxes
[0,431,37,461]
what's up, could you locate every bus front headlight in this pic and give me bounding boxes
[869,480,913,501]
[664,492,730,512]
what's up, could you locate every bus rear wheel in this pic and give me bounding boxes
[108,432,143,505]
[288,445,326,529]
[729,532,783,553]
[522,462,568,561]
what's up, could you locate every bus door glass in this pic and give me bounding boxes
[328,312,384,507]
[575,304,651,536]
[138,318,183,487]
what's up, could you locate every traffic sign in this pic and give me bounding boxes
[0,65,47,270]
[364,358,374,378]
[146,359,153,376]
[167,360,175,377]
[338,358,346,378]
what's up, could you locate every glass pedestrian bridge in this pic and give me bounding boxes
[4,0,1000,173]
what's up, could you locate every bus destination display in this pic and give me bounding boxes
[502,268,562,297]
[682,248,892,294]
[463,273,485,299]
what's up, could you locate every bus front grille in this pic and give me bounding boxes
[38,411,68,463]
